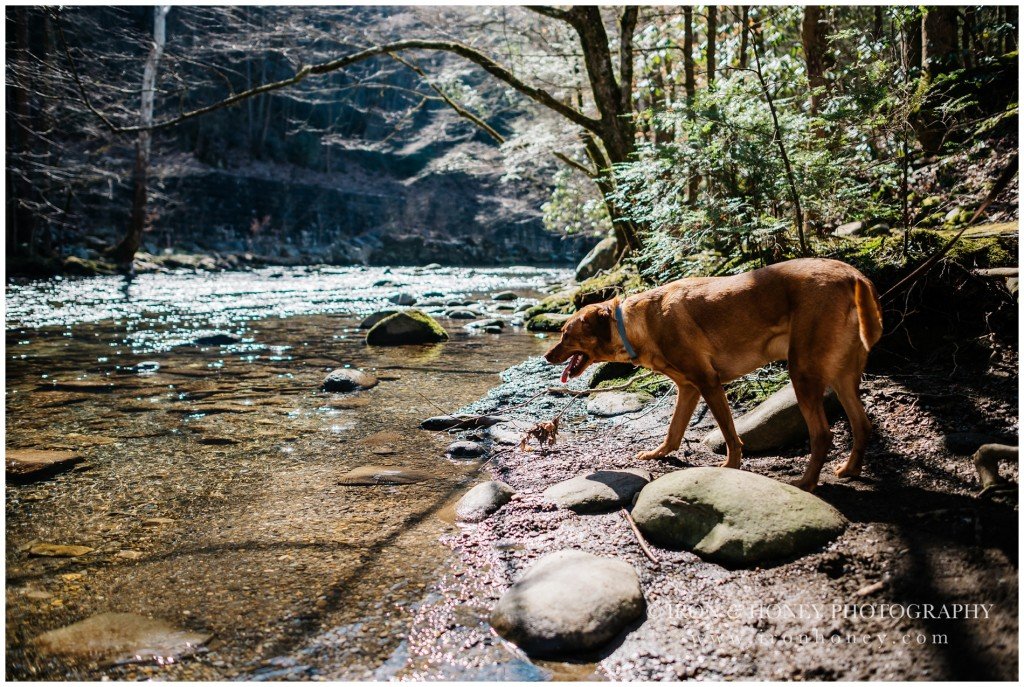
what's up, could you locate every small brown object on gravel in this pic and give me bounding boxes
[519,418,559,451]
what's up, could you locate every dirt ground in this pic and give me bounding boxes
[392,343,1019,681]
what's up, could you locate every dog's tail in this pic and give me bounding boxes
[853,278,883,350]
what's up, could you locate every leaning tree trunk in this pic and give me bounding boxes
[112,6,170,267]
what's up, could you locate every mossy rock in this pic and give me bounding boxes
[526,313,571,332]
[62,256,118,276]
[365,310,449,345]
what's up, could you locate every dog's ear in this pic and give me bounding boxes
[581,304,613,343]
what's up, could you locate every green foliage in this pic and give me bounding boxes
[542,169,613,237]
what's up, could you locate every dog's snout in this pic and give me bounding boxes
[544,342,565,364]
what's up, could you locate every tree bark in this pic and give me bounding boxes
[683,6,699,204]
[706,6,717,86]
[112,6,170,266]
[922,6,958,79]
[902,9,922,74]
[801,6,828,116]
[737,6,749,69]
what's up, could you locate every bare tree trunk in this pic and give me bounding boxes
[683,6,699,204]
[801,6,828,116]
[706,6,717,85]
[737,6,749,69]
[922,6,958,79]
[112,6,170,267]
[902,9,923,74]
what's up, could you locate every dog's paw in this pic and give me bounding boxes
[834,462,861,479]
[790,478,818,492]
[635,449,667,461]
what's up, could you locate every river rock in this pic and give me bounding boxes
[526,313,571,332]
[337,466,433,486]
[421,414,509,430]
[365,310,449,345]
[359,310,398,329]
[489,423,524,445]
[28,543,94,558]
[632,467,848,566]
[493,291,519,301]
[466,318,506,330]
[490,550,645,658]
[456,481,515,523]
[193,333,240,346]
[575,236,619,281]
[833,221,864,237]
[445,309,479,320]
[543,469,651,513]
[7,449,83,481]
[447,440,487,459]
[322,368,378,392]
[587,392,653,417]
[31,612,211,665]
[388,292,417,306]
[703,383,841,454]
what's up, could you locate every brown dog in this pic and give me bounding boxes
[544,258,883,491]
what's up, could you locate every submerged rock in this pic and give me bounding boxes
[447,440,487,459]
[703,383,840,454]
[456,481,515,523]
[359,310,398,329]
[421,414,509,430]
[28,543,94,558]
[490,550,645,658]
[526,313,571,332]
[322,368,379,392]
[445,309,479,320]
[31,612,211,666]
[586,392,653,417]
[6,449,83,481]
[193,333,240,346]
[632,467,848,566]
[365,310,449,346]
[543,469,651,513]
[337,465,433,486]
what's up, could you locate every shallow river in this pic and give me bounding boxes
[5,265,568,680]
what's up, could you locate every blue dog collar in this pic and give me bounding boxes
[615,302,639,361]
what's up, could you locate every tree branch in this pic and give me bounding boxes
[388,52,596,178]
[57,26,603,137]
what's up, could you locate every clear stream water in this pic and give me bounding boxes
[5,265,571,680]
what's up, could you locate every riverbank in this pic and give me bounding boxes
[389,344,1018,679]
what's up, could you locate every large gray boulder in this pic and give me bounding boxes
[632,467,847,566]
[587,392,653,417]
[703,383,840,454]
[575,236,619,281]
[456,481,515,523]
[543,469,651,513]
[490,550,645,658]
[365,310,449,345]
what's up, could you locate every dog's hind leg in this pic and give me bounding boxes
[701,384,744,469]
[636,384,700,461]
[791,372,833,491]
[833,365,871,479]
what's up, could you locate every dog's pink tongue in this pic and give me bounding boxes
[560,354,578,384]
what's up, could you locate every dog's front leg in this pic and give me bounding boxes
[636,384,700,461]
[701,384,744,469]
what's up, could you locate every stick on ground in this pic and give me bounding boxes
[621,507,660,568]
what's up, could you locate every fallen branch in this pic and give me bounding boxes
[621,507,660,568]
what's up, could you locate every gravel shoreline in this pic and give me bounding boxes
[394,351,1018,680]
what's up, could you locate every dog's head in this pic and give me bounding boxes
[543,302,624,382]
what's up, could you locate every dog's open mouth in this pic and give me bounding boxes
[560,353,588,383]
